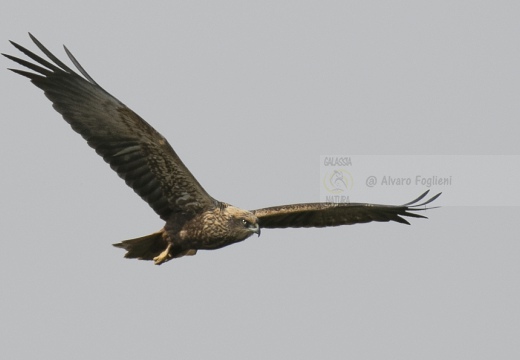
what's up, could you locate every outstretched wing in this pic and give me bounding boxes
[3,34,216,219]
[252,191,441,228]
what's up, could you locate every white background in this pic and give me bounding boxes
[1,1,519,359]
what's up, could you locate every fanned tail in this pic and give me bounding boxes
[113,230,168,261]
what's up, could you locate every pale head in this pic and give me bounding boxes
[223,205,261,239]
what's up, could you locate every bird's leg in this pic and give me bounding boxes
[153,243,172,265]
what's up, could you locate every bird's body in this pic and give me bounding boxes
[4,34,440,265]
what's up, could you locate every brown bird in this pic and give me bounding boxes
[3,34,441,265]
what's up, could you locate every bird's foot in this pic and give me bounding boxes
[153,244,172,265]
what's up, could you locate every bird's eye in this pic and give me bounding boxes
[241,219,250,227]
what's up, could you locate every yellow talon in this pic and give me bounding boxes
[153,244,172,265]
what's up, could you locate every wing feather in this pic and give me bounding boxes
[252,191,441,228]
[3,34,215,219]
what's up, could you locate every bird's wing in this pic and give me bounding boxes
[251,191,441,228]
[3,34,215,219]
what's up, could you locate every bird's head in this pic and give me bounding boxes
[224,205,261,240]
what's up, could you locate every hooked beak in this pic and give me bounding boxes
[250,223,261,237]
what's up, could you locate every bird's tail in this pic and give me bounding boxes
[113,230,168,261]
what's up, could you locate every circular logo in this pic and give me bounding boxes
[322,169,353,194]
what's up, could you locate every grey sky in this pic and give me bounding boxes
[1,1,519,359]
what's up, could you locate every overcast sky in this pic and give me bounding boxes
[1,1,519,359]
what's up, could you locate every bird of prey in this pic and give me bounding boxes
[3,34,441,265]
